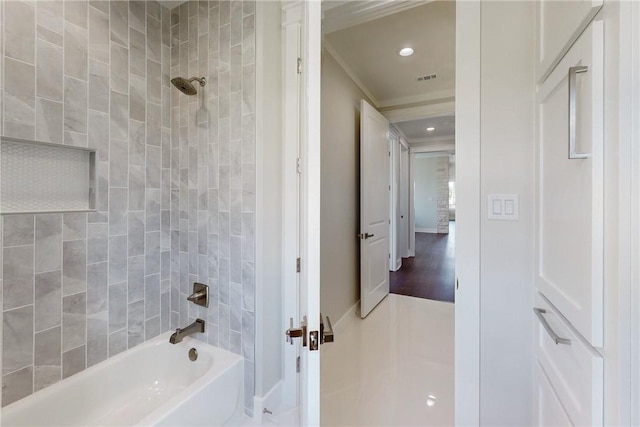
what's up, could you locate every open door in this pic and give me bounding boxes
[359,99,391,318]
[281,1,322,425]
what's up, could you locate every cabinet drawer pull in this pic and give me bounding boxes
[534,308,572,346]
[568,65,590,159]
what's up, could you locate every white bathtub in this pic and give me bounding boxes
[2,332,244,426]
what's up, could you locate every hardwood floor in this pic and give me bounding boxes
[390,222,455,303]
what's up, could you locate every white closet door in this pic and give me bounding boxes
[536,21,604,347]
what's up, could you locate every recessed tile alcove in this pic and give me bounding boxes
[0,0,256,414]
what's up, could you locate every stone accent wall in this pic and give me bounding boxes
[436,157,450,233]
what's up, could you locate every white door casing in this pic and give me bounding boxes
[390,132,401,271]
[400,144,410,258]
[360,99,391,318]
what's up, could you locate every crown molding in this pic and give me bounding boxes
[323,40,380,108]
[377,90,456,109]
[410,141,455,154]
[383,101,455,123]
[322,0,432,34]
[407,135,455,145]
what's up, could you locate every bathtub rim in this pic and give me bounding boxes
[2,332,244,426]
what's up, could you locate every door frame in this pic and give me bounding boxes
[389,128,401,272]
[410,150,454,238]
[400,142,411,258]
[405,132,455,258]
[279,1,483,424]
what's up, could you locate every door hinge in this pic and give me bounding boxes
[389,253,391,259]
[296,257,301,273]
[389,185,391,191]
[296,356,300,373]
[297,57,302,74]
[296,158,302,174]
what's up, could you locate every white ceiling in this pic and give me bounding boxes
[394,114,454,143]
[324,1,456,108]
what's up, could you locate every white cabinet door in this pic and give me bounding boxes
[537,0,602,82]
[536,361,573,427]
[534,294,604,426]
[536,21,604,347]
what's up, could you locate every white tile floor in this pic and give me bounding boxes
[321,294,454,426]
[245,294,454,427]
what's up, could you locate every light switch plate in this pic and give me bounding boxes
[488,194,519,220]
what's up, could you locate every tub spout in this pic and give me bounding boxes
[169,319,205,344]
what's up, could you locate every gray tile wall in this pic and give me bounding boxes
[0,0,257,415]
[169,0,256,415]
[0,0,174,406]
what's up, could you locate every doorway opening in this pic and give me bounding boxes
[318,1,456,425]
[389,122,456,303]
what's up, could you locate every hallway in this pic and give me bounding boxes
[320,294,454,426]
[390,222,455,302]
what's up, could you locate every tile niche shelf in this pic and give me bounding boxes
[0,137,96,214]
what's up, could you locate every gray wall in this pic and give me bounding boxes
[0,0,256,415]
[479,1,534,423]
[414,157,439,232]
[320,51,370,323]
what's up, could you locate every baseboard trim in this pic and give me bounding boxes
[334,300,360,335]
[416,227,437,233]
[252,380,283,423]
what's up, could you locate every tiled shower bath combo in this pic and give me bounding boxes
[0,0,256,416]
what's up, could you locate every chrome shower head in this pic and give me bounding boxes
[171,76,206,95]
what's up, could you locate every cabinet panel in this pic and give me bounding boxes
[537,0,602,82]
[536,21,604,347]
[536,361,572,427]
[535,294,603,426]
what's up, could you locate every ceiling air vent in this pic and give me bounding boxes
[417,74,437,82]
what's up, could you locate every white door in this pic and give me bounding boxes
[536,20,604,347]
[299,2,321,424]
[360,99,390,318]
[281,2,321,424]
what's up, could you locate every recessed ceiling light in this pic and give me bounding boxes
[398,47,414,57]
[426,127,435,132]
